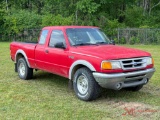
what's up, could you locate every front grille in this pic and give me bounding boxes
[120,58,146,70]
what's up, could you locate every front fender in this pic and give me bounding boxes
[69,60,96,79]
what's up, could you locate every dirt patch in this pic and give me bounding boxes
[119,102,146,109]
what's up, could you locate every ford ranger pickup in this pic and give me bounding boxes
[10,26,155,101]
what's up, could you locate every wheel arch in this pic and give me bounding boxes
[15,49,31,67]
[69,60,96,80]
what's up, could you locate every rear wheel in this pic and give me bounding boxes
[124,85,143,91]
[73,67,101,101]
[17,58,33,80]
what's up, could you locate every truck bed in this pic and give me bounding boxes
[10,42,37,68]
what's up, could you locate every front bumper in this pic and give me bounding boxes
[93,68,155,90]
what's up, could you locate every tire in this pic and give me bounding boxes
[124,85,143,92]
[17,58,33,80]
[73,67,101,101]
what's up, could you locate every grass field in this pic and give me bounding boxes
[0,42,160,120]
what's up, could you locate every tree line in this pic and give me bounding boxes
[0,0,160,36]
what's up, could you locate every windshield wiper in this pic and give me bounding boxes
[96,41,108,44]
[73,43,97,46]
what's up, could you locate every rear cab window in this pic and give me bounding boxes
[39,30,49,44]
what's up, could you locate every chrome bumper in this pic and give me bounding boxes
[93,68,155,90]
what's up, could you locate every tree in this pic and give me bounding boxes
[1,0,160,37]
[0,1,7,34]
[149,0,160,15]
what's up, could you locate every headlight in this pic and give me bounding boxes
[101,61,121,70]
[146,57,154,65]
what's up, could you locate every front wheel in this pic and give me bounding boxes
[73,67,101,101]
[17,58,33,80]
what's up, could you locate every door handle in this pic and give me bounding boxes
[45,50,49,53]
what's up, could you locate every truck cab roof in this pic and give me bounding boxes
[42,26,99,30]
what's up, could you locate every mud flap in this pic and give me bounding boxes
[15,63,17,72]
[68,79,73,90]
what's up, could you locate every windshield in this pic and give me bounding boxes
[66,28,110,46]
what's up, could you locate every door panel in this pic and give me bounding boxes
[44,48,70,77]
[35,29,71,78]
[44,30,71,77]
[35,29,52,72]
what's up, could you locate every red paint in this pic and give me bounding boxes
[10,26,154,78]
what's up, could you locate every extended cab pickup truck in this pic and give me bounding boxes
[10,26,155,101]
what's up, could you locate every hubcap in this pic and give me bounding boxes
[77,74,88,94]
[19,62,25,76]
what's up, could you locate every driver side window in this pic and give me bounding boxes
[49,30,66,48]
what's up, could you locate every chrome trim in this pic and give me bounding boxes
[119,57,149,70]
[93,68,155,90]
[101,57,152,70]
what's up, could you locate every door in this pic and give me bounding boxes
[35,29,50,71]
[44,30,71,77]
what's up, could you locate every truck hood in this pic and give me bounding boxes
[70,45,151,60]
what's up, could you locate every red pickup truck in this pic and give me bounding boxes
[10,26,155,101]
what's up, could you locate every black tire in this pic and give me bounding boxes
[124,85,143,92]
[17,58,33,80]
[73,67,101,101]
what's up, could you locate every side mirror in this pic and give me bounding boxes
[55,42,66,49]
[110,40,115,45]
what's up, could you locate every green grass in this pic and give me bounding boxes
[0,42,160,120]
